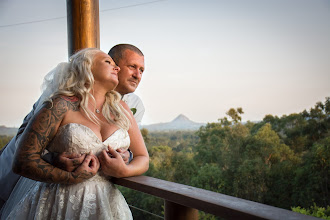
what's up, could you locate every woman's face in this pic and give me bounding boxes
[91,51,120,91]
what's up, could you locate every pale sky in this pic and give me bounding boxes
[0,0,329,127]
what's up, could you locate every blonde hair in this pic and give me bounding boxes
[43,48,130,130]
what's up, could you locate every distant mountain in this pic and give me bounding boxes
[141,114,206,131]
[0,126,18,136]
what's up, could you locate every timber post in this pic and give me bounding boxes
[165,201,199,220]
[66,0,100,57]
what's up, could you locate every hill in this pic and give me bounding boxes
[141,114,205,131]
[0,125,18,136]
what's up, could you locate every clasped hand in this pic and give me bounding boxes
[53,147,130,181]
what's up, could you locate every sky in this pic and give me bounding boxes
[0,0,329,127]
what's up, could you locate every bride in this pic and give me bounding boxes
[5,48,149,219]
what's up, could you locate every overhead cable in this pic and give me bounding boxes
[0,0,166,28]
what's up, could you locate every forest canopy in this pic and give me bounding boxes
[125,97,330,219]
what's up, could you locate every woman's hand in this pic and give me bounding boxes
[71,153,100,183]
[98,147,128,178]
[54,152,86,172]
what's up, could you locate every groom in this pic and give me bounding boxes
[0,44,146,210]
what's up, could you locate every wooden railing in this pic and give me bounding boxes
[113,176,319,220]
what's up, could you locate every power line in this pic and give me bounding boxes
[100,0,166,12]
[0,16,65,28]
[0,0,166,28]
[128,204,164,219]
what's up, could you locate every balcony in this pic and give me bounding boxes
[113,176,319,220]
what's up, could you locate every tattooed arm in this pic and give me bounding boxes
[12,96,99,184]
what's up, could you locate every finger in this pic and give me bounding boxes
[70,159,80,168]
[116,148,124,153]
[70,153,85,165]
[98,150,108,164]
[99,150,109,159]
[61,152,82,159]
[123,150,130,159]
[91,153,98,160]
[108,148,119,158]
[122,154,129,164]
[117,149,128,159]
[89,156,98,170]
[94,156,100,167]
[90,155,100,167]
[82,154,92,167]
[94,157,100,170]
[77,154,86,162]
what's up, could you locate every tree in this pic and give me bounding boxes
[0,135,12,150]
[140,128,150,144]
[293,137,330,208]
[191,163,224,193]
[226,107,244,124]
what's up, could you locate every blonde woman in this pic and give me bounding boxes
[6,48,149,219]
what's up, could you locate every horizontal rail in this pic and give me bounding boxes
[112,176,319,220]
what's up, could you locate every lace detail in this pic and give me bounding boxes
[47,123,130,155]
[69,187,97,219]
[7,124,132,220]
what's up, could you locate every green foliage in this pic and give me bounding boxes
[140,128,150,144]
[147,145,174,180]
[292,204,330,220]
[0,135,13,150]
[146,130,199,152]
[226,107,244,124]
[191,163,224,192]
[171,152,198,184]
[123,97,329,217]
[293,137,330,208]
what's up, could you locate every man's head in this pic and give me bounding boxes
[108,44,145,95]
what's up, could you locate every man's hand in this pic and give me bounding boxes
[117,148,131,164]
[72,153,100,183]
[98,147,127,178]
[53,152,85,172]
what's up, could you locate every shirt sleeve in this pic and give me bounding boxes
[0,98,40,202]
[16,98,40,143]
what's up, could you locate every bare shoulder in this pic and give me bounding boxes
[120,100,130,111]
[119,100,135,121]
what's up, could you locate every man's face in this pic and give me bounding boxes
[115,49,145,95]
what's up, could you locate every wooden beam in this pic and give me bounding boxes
[66,0,100,57]
[112,176,319,220]
[165,201,198,220]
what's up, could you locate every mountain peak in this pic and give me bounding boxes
[172,114,191,123]
[141,114,206,131]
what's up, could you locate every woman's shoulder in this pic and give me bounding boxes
[59,95,79,102]
[48,95,80,111]
[120,99,130,111]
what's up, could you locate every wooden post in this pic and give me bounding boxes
[66,0,100,57]
[165,200,199,220]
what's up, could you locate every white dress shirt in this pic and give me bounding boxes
[122,93,145,126]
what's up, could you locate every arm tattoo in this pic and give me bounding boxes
[13,96,85,184]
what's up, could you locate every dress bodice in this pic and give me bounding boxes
[6,123,133,220]
[47,123,130,156]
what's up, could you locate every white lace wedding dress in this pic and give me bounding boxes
[6,123,133,220]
